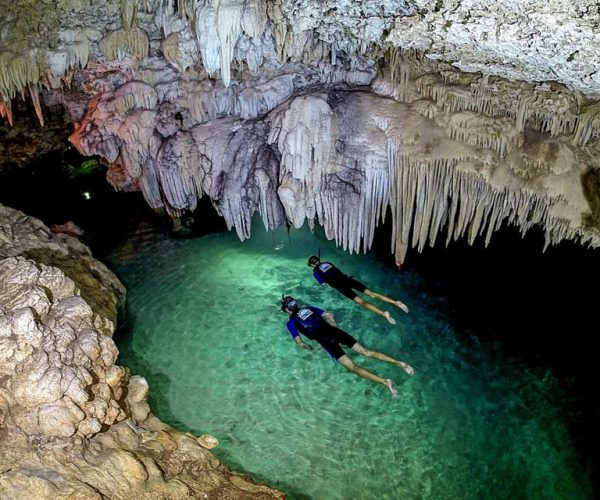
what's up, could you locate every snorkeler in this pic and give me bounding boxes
[280,295,414,396]
[307,255,409,325]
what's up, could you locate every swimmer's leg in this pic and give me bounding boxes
[364,289,409,314]
[353,297,396,324]
[352,342,415,376]
[337,354,398,396]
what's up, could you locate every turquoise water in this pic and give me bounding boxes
[110,221,591,499]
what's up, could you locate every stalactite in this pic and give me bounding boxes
[0,50,40,102]
[162,33,182,70]
[47,32,90,80]
[27,83,43,127]
[265,1,288,63]
[384,142,594,263]
[410,99,439,120]
[216,0,244,88]
[516,85,579,137]
[117,109,159,179]
[99,28,149,62]
[112,82,159,114]
[440,70,480,87]
[483,192,503,246]
[156,130,203,211]
[271,95,332,195]
[573,102,600,146]
[444,112,522,158]
[241,0,266,39]
[376,56,598,257]
[194,4,221,76]
[98,0,148,63]
[360,166,389,252]
[0,97,13,126]
[138,159,164,209]
[253,145,287,233]
[383,50,594,158]
[120,0,138,31]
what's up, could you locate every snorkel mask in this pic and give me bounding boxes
[281,295,298,312]
[307,255,320,267]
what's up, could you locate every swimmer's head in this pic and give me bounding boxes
[281,295,298,312]
[307,255,320,267]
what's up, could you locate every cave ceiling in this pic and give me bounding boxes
[1,0,600,261]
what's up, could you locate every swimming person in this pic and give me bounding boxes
[280,296,414,396]
[307,255,409,325]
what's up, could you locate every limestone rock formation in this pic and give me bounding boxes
[0,204,283,499]
[1,0,600,263]
[2,2,600,496]
[387,0,600,98]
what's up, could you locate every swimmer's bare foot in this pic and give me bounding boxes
[399,362,414,376]
[395,300,409,313]
[385,379,398,397]
[384,311,396,325]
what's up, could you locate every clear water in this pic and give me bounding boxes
[110,221,592,499]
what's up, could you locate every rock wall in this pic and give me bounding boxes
[0,204,283,499]
[387,0,600,98]
[64,80,600,263]
[1,0,600,262]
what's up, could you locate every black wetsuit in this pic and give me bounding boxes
[312,261,367,300]
[286,306,357,360]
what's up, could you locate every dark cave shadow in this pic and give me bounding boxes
[371,210,600,494]
[0,150,171,260]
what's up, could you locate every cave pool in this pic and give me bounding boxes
[109,221,591,499]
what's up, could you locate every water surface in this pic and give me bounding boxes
[111,222,591,499]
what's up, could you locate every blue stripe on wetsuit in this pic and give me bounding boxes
[313,271,325,284]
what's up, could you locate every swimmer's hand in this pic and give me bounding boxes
[322,312,337,327]
[299,342,314,351]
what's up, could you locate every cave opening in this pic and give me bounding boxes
[0,145,229,257]
[0,149,157,256]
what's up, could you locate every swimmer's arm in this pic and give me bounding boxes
[294,336,314,351]
[313,272,329,287]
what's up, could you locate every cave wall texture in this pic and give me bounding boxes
[1,0,599,264]
[1,1,600,497]
[0,204,285,497]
